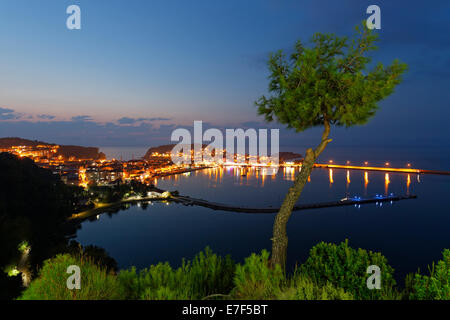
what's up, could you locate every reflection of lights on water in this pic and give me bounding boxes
[385,173,390,195]
[169,167,420,201]
[284,167,295,181]
[364,172,369,196]
[96,215,100,220]
[407,174,411,194]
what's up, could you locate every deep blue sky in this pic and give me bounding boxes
[0,0,449,148]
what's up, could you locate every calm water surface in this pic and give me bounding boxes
[78,146,450,283]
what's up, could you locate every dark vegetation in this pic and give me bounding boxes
[0,152,101,299]
[87,181,154,204]
[19,244,450,300]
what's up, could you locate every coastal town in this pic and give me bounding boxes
[0,142,199,187]
[0,139,303,189]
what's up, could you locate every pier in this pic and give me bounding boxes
[171,194,417,214]
[313,163,450,175]
[69,190,417,221]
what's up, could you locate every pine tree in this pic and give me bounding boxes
[255,23,407,268]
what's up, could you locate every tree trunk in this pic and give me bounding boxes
[270,121,332,269]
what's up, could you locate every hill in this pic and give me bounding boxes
[0,137,105,160]
[0,152,82,299]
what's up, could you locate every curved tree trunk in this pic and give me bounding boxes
[270,121,332,269]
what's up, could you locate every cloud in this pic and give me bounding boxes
[0,107,15,114]
[117,117,136,125]
[0,114,16,120]
[37,114,56,120]
[143,117,171,121]
[0,115,187,147]
[117,117,171,125]
[71,115,93,122]
[0,107,20,120]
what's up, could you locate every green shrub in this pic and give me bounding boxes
[231,250,285,299]
[408,249,450,300]
[276,275,353,300]
[187,247,236,298]
[118,247,235,300]
[18,254,122,300]
[231,250,353,300]
[300,240,397,300]
[118,263,190,300]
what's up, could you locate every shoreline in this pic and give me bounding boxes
[69,196,169,221]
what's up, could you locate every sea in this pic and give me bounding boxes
[74,145,450,284]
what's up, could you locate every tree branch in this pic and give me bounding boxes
[314,119,332,158]
[339,28,370,73]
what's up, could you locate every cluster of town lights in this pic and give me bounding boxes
[3,144,419,190]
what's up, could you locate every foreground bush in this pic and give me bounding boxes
[300,240,398,300]
[19,254,122,300]
[19,244,449,300]
[118,247,235,300]
[407,249,450,300]
[231,250,353,300]
[276,276,353,300]
[232,250,285,299]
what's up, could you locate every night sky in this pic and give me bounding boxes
[0,0,449,148]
